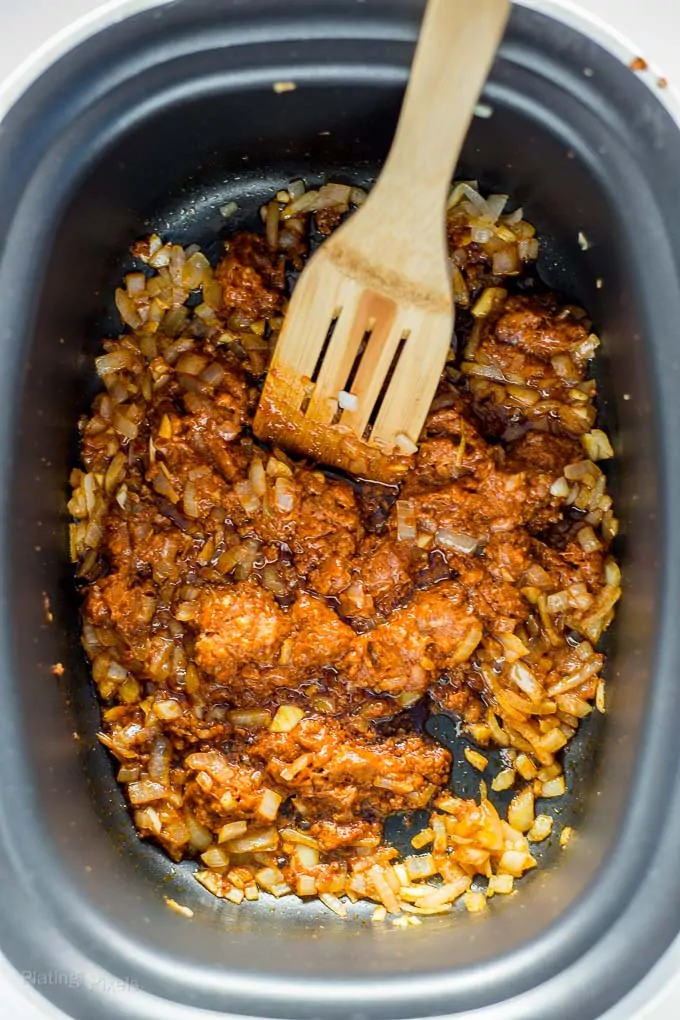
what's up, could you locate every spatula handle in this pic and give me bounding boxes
[360,0,509,271]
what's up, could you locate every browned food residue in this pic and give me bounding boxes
[630,56,648,72]
[69,180,620,917]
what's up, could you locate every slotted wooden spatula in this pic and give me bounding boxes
[254,0,510,483]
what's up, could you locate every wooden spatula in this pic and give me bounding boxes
[254,0,510,483]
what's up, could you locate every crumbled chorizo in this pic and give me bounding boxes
[73,182,619,915]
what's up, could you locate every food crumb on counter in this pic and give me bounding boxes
[273,81,297,94]
[165,897,194,918]
[51,662,65,676]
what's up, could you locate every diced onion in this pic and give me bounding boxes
[128,780,167,805]
[411,829,434,850]
[464,890,487,913]
[338,390,358,412]
[235,480,260,516]
[176,352,208,376]
[182,251,210,290]
[285,190,320,217]
[541,776,567,798]
[297,875,318,897]
[279,827,320,849]
[248,458,267,497]
[492,245,520,276]
[485,194,509,222]
[491,768,515,792]
[507,788,535,833]
[112,410,139,441]
[147,735,171,783]
[201,846,231,869]
[396,500,417,542]
[518,238,540,261]
[187,816,213,852]
[218,821,248,843]
[224,886,245,904]
[447,182,488,215]
[258,788,283,820]
[488,874,514,895]
[528,814,553,842]
[404,854,437,881]
[265,201,280,248]
[395,433,418,455]
[154,699,182,720]
[266,456,293,478]
[503,207,524,225]
[287,179,306,200]
[315,183,351,209]
[577,525,601,553]
[582,429,614,461]
[227,709,271,729]
[270,705,305,733]
[464,748,488,772]
[498,850,533,877]
[274,476,296,512]
[134,807,162,835]
[96,350,135,376]
[234,539,261,581]
[471,287,507,318]
[510,662,544,702]
[115,288,143,329]
[262,564,289,597]
[435,528,478,554]
[471,225,494,244]
[228,828,280,854]
[368,865,401,914]
[294,844,320,867]
[461,361,506,382]
[497,632,529,663]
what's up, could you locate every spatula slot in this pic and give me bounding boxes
[329,322,375,425]
[299,379,316,416]
[344,322,374,396]
[309,310,341,386]
[362,329,410,440]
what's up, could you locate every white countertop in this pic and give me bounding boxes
[0,1,678,1018]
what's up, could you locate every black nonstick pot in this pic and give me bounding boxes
[1,2,680,1019]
